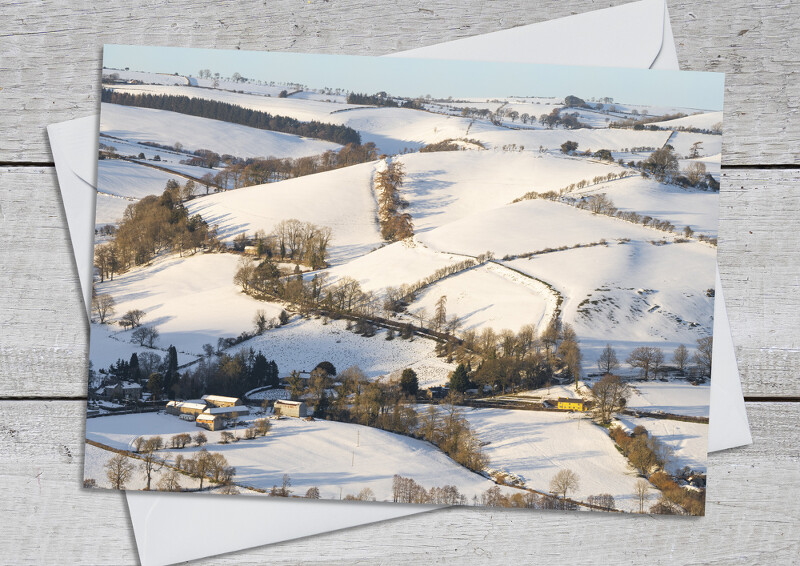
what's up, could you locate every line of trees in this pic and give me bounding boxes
[103,440,235,492]
[374,160,413,241]
[212,142,379,189]
[102,89,361,145]
[539,108,588,129]
[419,138,485,152]
[392,474,467,504]
[513,173,716,244]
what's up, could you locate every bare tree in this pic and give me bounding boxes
[92,293,116,323]
[305,487,320,499]
[672,344,690,375]
[694,336,713,377]
[194,432,207,447]
[627,346,664,380]
[105,453,134,490]
[635,479,651,513]
[686,161,707,185]
[591,374,631,424]
[597,343,620,374]
[192,449,213,489]
[415,307,427,329]
[140,437,165,490]
[433,295,447,332]
[549,469,580,502]
[157,469,182,492]
[119,309,146,330]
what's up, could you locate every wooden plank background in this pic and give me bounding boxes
[1,0,798,563]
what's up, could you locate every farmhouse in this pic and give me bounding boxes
[195,413,224,431]
[557,397,588,411]
[203,405,250,419]
[201,394,243,408]
[95,381,142,402]
[165,400,207,417]
[274,399,308,418]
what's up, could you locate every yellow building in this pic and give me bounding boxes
[165,400,207,417]
[557,397,588,411]
[195,414,224,431]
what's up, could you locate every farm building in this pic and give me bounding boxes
[203,405,250,419]
[274,400,308,418]
[195,413,224,431]
[557,397,589,411]
[201,394,243,408]
[166,400,208,417]
[95,381,142,402]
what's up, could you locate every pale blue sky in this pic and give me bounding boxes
[104,45,724,111]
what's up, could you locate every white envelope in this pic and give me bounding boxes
[48,1,750,564]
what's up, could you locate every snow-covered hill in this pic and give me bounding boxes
[86,412,502,501]
[101,103,342,160]
[185,160,384,265]
[650,111,723,131]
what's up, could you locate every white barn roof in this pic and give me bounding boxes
[202,395,240,403]
[203,405,249,414]
[178,402,208,411]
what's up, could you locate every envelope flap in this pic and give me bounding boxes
[392,0,666,69]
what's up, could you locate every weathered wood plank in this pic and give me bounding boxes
[0,167,89,396]
[2,166,798,397]
[1,400,797,564]
[718,169,800,396]
[0,0,798,164]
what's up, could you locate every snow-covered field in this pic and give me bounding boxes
[467,123,673,153]
[95,192,136,226]
[461,407,644,512]
[83,443,203,491]
[324,240,464,293]
[91,252,284,360]
[573,175,720,236]
[407,262,558,334]
[665,131,722,160]
[101,103,342,160]
[103,68,189,85]
[86,412,501,501]
[417,198,666,257]
[229,316,455,386]
[504,239,715,350]
[97,159,184,199]
[89,322,197,374]
[627,381,710,418]
[650,111,723,131]
[185,161,384,265]
[616,415,708,474]
[397,151,626,234]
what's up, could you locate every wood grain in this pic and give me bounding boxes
[0,0,798,165]
[2,166,798,397]
[1,400,797,565]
